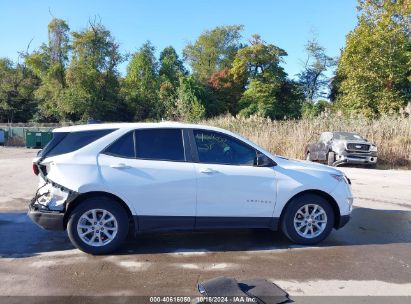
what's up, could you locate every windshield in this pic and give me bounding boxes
[333,132,364,140]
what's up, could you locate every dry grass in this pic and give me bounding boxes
[201,114,411,168]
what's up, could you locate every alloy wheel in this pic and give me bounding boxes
[77,208,118,247]
[293,203,328,239]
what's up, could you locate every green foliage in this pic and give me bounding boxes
[0,58,38,123]
[183,25,243,82]
[159,80,178,120]
[302,99,331,118]
[239,80,279,117]
[297,38,335,101]
[159,46,186,86]
[233,35,303,119]
[333,0,411,117]
[231,35,287,83]
[25,18,70,121]
[176,76,206,121]
[122,41,160,120]
[65,21,123,121]
[2,7,409,124]
[25,19,125,122]
[239,79,303,119]
[157,46,187,120]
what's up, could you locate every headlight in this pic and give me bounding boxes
[370,145,377,152]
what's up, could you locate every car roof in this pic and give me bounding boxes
[331,131,360,135]
[53,121,226,133]
[51,121,277,161]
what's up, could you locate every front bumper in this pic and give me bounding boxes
[335,152,377,165]
[28,201,65,231]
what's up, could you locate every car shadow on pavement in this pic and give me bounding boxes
[1,207,410,258]
[0,212,73,258]
[118,206,411,255]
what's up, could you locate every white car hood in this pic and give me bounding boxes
[274,156,343,175]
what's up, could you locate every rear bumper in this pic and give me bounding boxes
[28,200,65,231]
[337,214,350,229]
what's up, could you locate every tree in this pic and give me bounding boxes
[159,80,178,119]
[183,25,243,82]
[159,46,186,86]
[302,99,331,118]
[157,46,187,120]
[231,35,303,119]
[207,68,244,115]
[333,0,411,117]
[122,41,160,120]
[25,18,70,121]
[297,38,335,101]
[175,76,206,121]
[231,35,287,83]
[64,20,124,121]
[0,57,38,123]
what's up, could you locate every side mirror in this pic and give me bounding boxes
[255,153,275,167]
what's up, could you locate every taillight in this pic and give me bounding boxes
[32,163,39,176]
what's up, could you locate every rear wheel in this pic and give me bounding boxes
[67,197,129,254]
[281,194,334,245]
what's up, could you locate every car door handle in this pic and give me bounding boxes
[110,163,131,169]
[200,168,217,174]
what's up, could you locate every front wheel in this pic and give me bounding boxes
[327,151,335,166]
[281,194,334,245]
[67,197,129,254]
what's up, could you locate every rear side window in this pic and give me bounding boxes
[135,129,185,161]
[45,129,115,157]
[104,131,135,158]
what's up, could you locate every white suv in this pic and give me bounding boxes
[29,122,353,254]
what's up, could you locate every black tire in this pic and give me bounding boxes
[67,196,129,255]
[281,193,335,245]
[327,151,335,166]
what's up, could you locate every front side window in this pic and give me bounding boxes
[193,130,257,166]
[135,129,185,161]
[104,131,135,158]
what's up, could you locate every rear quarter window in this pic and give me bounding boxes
[103,131,135,158]
[44,129,116,157]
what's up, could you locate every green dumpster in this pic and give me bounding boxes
[25,131,52,149]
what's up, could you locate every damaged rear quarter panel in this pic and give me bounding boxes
[41,152,137,215]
